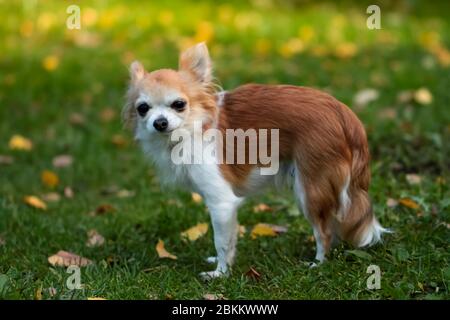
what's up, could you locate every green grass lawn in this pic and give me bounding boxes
[0,0,449,299]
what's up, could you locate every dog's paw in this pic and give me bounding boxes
[199,270,227,281]
[205,256,218,264]
[302,259,325,269]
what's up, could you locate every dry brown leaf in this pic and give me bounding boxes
[253,203,272,213]
[64,186,74,198]
[86,229,105,247]
[399,198,420,210]
[41,170,59,188]
[42,192,61,202]
[386,198,399,208]
[397,90,414,104]
[88,297,107,300]
[100,108,116,122]
[406,174,422,185]
[377,108,396,120]
[191,192,203,204]
[94,204,116,215]
[24,195,47,210]
[414,88,433,105]
[156,239,177,260]
[9,135,33,151]
[69,113,86,126]
[245,267,261,280]
[111,134,128,147]
[0,155,14,165]
[47,287,57,297]
[250,223,287,239]
[181,223,208,241]
[203,293,226,300]
[0,236,5,246]
[52,155,73,168]
[48,250,92,267]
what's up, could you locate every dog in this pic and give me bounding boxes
[123,42,389,279]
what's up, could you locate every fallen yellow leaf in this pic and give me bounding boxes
[111,134,128,147]
[42,55,59,71]
[156,239,177,260]
[335,42,358,59]
[181,223,208,241]
[48,250,92,267]
[399,198,420,210]
[238,225,246,238]
[250,223,277,239]
[41,170,59,188]
[414,88,433,105]
[24,195,47,210]
[35,287,43,300]
[88,297,107,300]
[191,192,203,204]
[9,135,33,151]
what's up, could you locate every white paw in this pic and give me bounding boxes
[307,258,325,269]
[205,256,218,264]
[199,270,228,280]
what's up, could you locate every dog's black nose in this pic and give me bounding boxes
[153,117,168,132]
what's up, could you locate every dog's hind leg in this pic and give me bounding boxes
[293,163,348,265]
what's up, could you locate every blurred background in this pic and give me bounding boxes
[0,0,449,299]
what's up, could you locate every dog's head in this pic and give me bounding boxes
[123,43,217,138]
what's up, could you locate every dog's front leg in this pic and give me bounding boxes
[200,201,239,280]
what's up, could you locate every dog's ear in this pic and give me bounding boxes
[129,60,145,82]
[179,42,212,83]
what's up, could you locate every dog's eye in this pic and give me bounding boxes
[171,99,186,112]
[136,103,150,116]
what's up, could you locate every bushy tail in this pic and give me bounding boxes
[337,103,390,247]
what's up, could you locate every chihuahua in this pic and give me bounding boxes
[123,43,388,279]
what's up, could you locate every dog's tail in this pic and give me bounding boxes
[336,103,391,247]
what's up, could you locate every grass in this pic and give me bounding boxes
[0,0,449,299]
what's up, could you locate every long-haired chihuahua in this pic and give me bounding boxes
[123,43,389,279]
